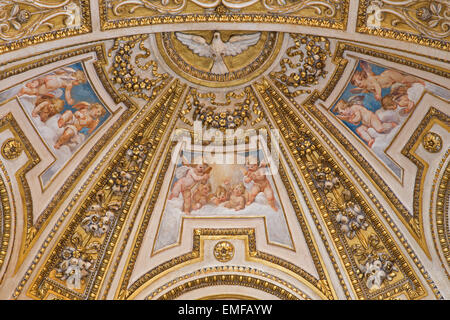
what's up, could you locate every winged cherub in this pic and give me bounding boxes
[175,31,261,74]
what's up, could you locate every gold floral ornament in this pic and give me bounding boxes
[422,131,442,153]
[102,1,348,32]
[108,0,344,16]
[358,0,449,50]
[295,132,401,292]
[1,138,23,160]
[214,241,234,262]
[0,1,82,42]
[256,83,426,299]
[270,34,330,97]
[109,34,170,101]
[181,87,263,130]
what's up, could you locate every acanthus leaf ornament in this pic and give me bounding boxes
[109,0,342,16]
[112,0,187,15]
[256,80,426,299]
[1,138,23,160]
[270,34,330,97]
[422,131,442,153]
[365,0,450,39]
[0,0,82,42]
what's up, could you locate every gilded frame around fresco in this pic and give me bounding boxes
[0,0,93,55]
[300,41,450,257]
[355,0,449,52]
[0,43,139,273]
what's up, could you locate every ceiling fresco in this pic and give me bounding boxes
[0,0,448,300]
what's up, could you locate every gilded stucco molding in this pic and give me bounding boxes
[356,0,449,51]
[0,44,140,267]
[400,107,449,246]
[27,80,186,300]
[300,42,450,256]
[256,80,430,299]
[157,273,298,300]
[99,0,348,31]
[148,265,309,300]
[0,0,92,55]
[113,135,338,300]
[123,228,331,300]
[0,166,12,275]
[430,152,449,277]
[0,114,41,260]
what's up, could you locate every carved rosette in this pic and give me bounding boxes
[422,132,443,153]
[213,241,235,262]
[1,138,23,160]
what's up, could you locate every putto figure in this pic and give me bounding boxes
[19,67,87,105]
[168,158,211,213]
[31,94,65,122]
[350,61,424,101]
[334,96,397,147]
[54,101,106,149]
[242,156,278,211]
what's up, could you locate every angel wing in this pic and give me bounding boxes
[175,165,190,179]
[175,32,212,58]
[360,61,375,76]
[72,101,91,110]
[348,95,365,105]
[349,87,368,94]
[49,88,64,98]
[53,67,78,79]
[223,33,261,56]
[55,67,77,74]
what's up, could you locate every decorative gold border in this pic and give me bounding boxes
[401,110,449,249]
[156,32,284,88]
[430,151,449,277]
[356,0,449,52]
[301,41,450,257]
[125,228,323,300]
[256,80,429,299]
[99,0,349,31]
[158,274,297,300]
[0,44,139,267]
[0,163,12,274]
[0,113,41,262]
[0,0,93,55]
[151,264,304,300]
[27,80,186,300]
[114,126,338,300]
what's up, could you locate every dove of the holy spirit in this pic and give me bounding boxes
[175,31,261,74]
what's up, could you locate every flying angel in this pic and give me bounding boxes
[175,31,261,74]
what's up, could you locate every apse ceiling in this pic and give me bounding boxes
[0,0,448,300]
